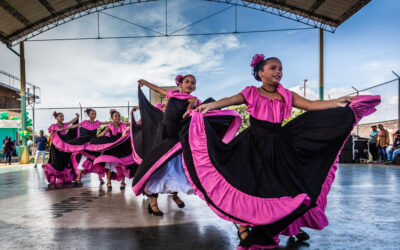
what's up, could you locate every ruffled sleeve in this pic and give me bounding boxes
[167,90,179,99]
[48,124,57,133]
[80,120,101,130]
[239,86,254,107]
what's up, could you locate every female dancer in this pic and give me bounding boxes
[57,108,109,186]
[95,109,130,191]
[44,112,79,184]
[181,54,380,248]
[132,75,200,216]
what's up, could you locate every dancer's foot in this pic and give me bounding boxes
[107,182,112,191]
[99,177,105,185]
[76,179,83,186]
[172,193,185,208]
[34,165,37,168]
[148,198,163,216]
[120,183,126,190]
[295,229,310,241]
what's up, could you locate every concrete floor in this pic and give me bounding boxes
[0,164,399,250]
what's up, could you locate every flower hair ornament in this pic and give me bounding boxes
[250,54,265,68]
[84,108,89,113]
[175,74,183,87]
[52,111,57,118]
[251,54,266,81]
[109,109,117,115]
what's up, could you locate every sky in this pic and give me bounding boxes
[0,0,399,132]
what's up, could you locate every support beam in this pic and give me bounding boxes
[38,0,56,15]
[0,31,10,46]
[394,71,400,129]
[0,0,31,26]
[319,28,324,100]
[398,77,400,129]
[336,0,370,25]
[19,42,27,146]
[308,0,325,14]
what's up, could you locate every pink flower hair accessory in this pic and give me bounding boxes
[250,54,265,68]
[175,74,183,86]
[109,109,117,114]
[52,111,57,118]
[84,108,89,113]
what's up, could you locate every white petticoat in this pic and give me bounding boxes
[77,155,88,170]
[104,162,119,173]
[145,154,194,194]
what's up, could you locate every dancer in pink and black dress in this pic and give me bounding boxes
[131,75,203,216]
[90,109,134,191]
[56,108,109,186]
[179,54,381,249]
[43,111,79,184]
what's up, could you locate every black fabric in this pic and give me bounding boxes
[132,87,191,190]
[89,135,121,145]
[204,106,354,202]
[180,105,356,247]
[79,127,97,138]
[133,87,164,159]
[48,123,78,172]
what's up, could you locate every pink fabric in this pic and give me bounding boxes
[197,110,242,144]
[240,84,292,123]
[71,152,105,178]
[84,134,129,152]
[50,128,130,153]
[43,163,75,184]
[131,140,142,165]
[105,123,127,137]
[154,103,164,110]
[184,111,311,226]
[80,120,101,130]
[130,108,143,164]
[281,95,381,236]
[51,132,87,152]
[48,123,68,135]
[93,155,135,180]
[132,142,182,195]
[94,154,135,166]
[166,90,201,107]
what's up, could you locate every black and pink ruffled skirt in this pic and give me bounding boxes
[180,95,380,249]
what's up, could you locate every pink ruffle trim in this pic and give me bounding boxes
[184,110,311,226]
[281,95,381,236]
[43,163,75,184]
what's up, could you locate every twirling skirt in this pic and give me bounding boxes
[180,95,380,248]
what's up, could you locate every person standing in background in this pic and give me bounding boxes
[4,137,14,165]
[369,125,379,162]
[377,124,389,162]
[34,130,48,168]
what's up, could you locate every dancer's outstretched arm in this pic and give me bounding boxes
[67,113,80,125]
[97,127,110,137]
[196,94,245,114]
[292,92,356,111]
[138,79,167,96]
[57,123,80,132]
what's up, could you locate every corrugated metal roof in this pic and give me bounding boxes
[0,0,371,46]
